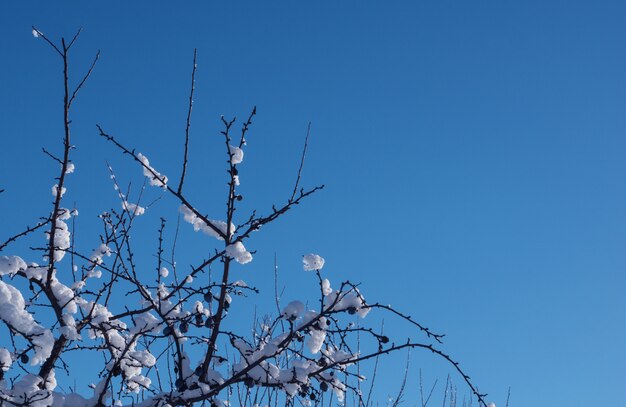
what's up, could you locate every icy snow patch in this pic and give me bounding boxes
[303,254,325,271]
[228,144,244,165]
[282,301,305,320]
[180,205,234,240]
[0,255,27,277]
[0,348,12,371]
[225,241,252,264]
[0,281,54,365]
[122,201,145,216]
[137,152,168,188]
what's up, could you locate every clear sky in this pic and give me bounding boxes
[1,1,625,406]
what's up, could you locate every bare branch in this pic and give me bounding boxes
[68,50,100,108]
[291,121,311,201]
[0,219,51,252]
[177,48,197,195]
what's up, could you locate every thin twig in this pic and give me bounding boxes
[391,350,410,407]
[68,50,100,108]
[0,219,52,252]
[32,26,62,56]
[291,121,312,201]
[424,378,439,406]
[66,27,83,50]
[177,48,197,194]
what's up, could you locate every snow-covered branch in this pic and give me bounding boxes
[0,29,493,407]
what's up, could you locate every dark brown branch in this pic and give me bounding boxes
[31,26,62,57]
[41,147,63,164]
[365,303,445,343]
[66,27,83,51]
[0,219,51,252]
[313,341,489,407]
[177,48,197,195]
[238,106,256,148]
[290,121,311,201]
[97,125,228,240]
[68,50,100,109]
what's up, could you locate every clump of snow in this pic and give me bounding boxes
[180,205,234,240]
[129,312,161,335]
[90,244,111,265]
[46,217,71,262]
[487,403,496,407]
[50,278,79,314]
[0,255,27,277]
[321,278,332,296]
[32,29,40,38]
[137,152,168,188]
[282,301,305,320]
[122,201,145,216]
[322,347,357,366]
[6,374,54,406]
[159,267,169,278]
[225,241,253,264]
[298,311,327,354]
[65,162,75,174]
[59,314,81,340]
[57,208,72,221]
[332,379,346,403]
[303,253,325,271]
[51,184,67,198]
[228,144,244,165]
[326,288,370,318]
[0,281,54,365]
[86,269,102,279]
[0,348,12,371]
[24,265,46,281]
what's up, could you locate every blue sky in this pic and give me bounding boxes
[1,1,625,406]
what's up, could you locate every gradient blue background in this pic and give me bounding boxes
[1,1,625,406]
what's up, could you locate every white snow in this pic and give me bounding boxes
[129,312,161,335]
[232,279,248,287]
[322,278,332,296]
[137,152,168,188]
[0,348,12,371]
[122,201,145,216]
[228,144,244,165]
[180,205,234,240]
[45,210,73,262]
[282,301,305,320]
[50,278,79,314]
[0,255,27,277]
[332,379,346,403]
[225,241,253,264]
[90,244,111,265]
[303,253,325,271]
[299,311,327,354]
[59,314,80,340]
[0,280,54,365]
[326,288,370,318]
[5,374,54,406]
[51,184,67,198]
